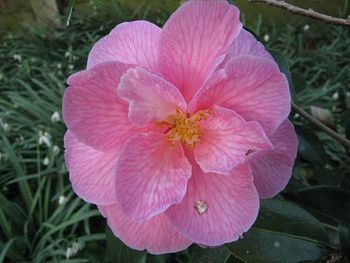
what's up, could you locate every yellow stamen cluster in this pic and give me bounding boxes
[162,109,211,147]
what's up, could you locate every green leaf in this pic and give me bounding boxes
[66,0,77,26]
[291,73,307,95]
[286,186,350,221]
[225,199,328,263]
[270,50,297,102]
[106,225,146,263]
[0,238,16,263]
[339,220,350,261]
[145,254,170,263]
[345,117,350,140]
[226,229,325,263]
[189,245,231,263]
[255,199,328,243]
[295,126,327,166]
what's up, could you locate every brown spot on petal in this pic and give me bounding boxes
[245,149,255,156]
[194,200,208,215]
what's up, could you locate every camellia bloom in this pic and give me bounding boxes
[63,0,298,254]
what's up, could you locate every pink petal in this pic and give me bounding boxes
[63,62,140,151]
[103,204,192,254]
[115,132,192,222]
[189,55,291,136]
[118,67,187,127]
[98,205,108,218]
[166,160,259,246]
[250,120,298,198]
[194,106,272,175]
[220,29,273,67]
[87,21,161,72]
[159,0,242,102]
[64,131,119,205]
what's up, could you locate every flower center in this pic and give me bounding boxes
[158,109,211,147]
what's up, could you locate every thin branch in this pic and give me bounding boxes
[292,103,350,149]
[247,0,350,26]
[322,223,338,232]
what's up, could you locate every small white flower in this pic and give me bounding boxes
[53,145,60,155]
[38,131,52,147]
[65,51,71,58]
[303,24,310,32]
[332,92,339,101]
[58,195,67,205]
[1,123,10,132]
[68,64,74,70]
[13,54,22,62]
[65,247,76,259]
[72,243,79,254]
[0,119,10,132]
[57,63,62,69]
[43,157,50,166]
[294,113,300,118]
[263,33,270,42]
[51,111,61,123]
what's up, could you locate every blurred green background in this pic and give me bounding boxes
[1,0,350,263]
[0,0,349,30]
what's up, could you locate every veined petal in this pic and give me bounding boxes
[166,161,259,246]
[159,0,242,102]
[103,204,192,255]
[189,55,291,136]
[118,67,187,127]
[221,29,273,67]
[87,21,161,72]
[63,62,140,151]
[115,132,192,222]
[250,120,298,198]
[64,131,119,205]
[194,106,272,175]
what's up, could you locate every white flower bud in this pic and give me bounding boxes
[51,111,61,123]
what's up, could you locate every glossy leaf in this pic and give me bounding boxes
[225,199,328,262]
[296,126,327,166]
[226,228,325,263]
[345,117,350,140]
[339,220,350,261]
[256,199,328,243]
[189,245,231,263]
[286,186,350,221]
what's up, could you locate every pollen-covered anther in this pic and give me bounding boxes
[165,108,211,147]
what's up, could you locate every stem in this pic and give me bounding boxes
[322,223,338,232]
[247,0,350,26]
[292,103,350,149]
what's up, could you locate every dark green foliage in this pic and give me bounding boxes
[1,2,350,263]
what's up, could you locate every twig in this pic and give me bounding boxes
[292,103,350,149]
[322,223,338,232]
[247,0,350,26]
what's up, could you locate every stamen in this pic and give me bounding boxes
[165,109,211,147]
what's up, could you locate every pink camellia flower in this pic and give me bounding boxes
[63,0,298,254]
